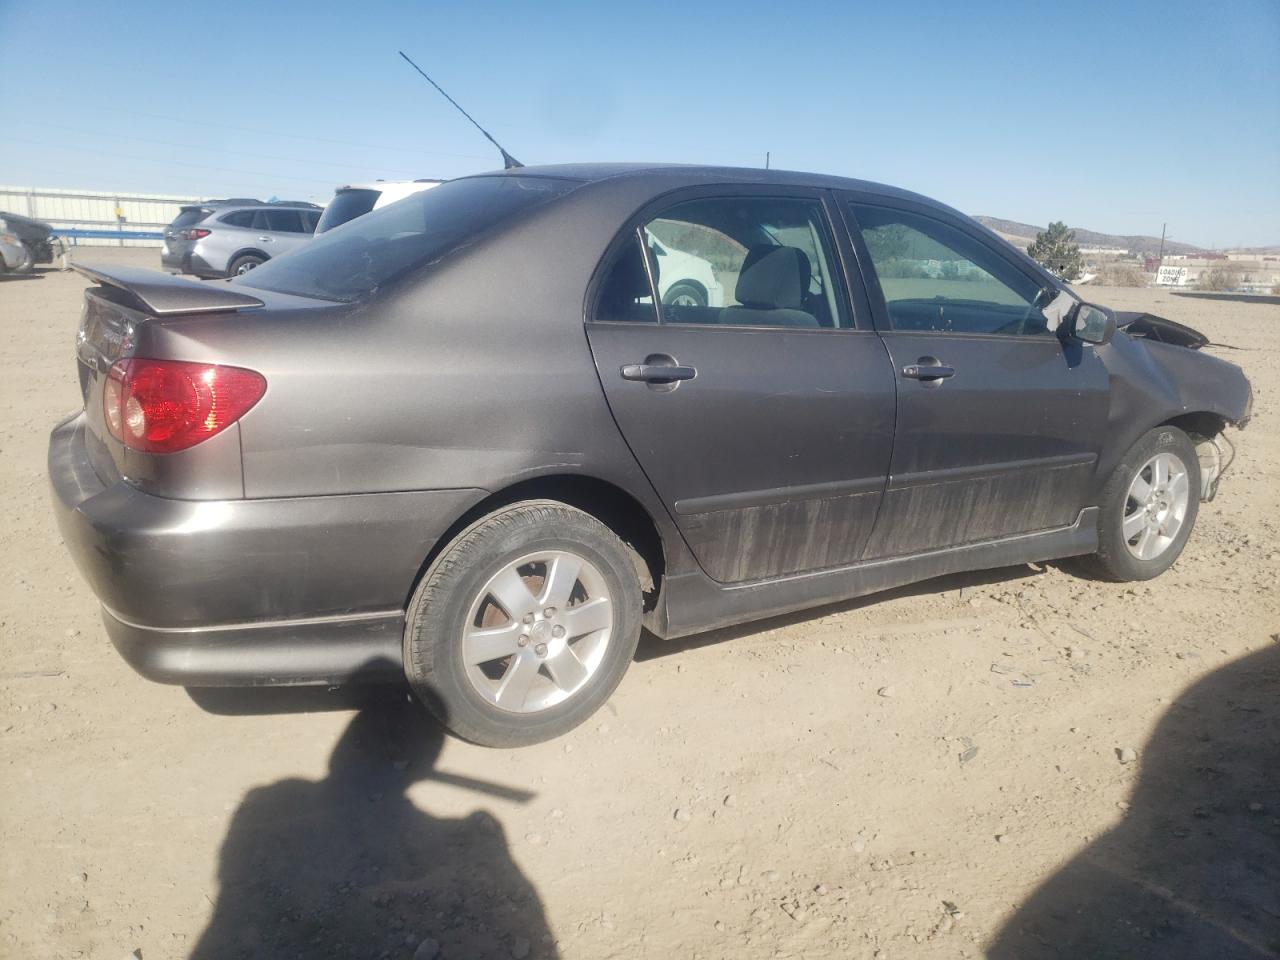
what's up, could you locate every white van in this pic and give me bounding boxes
[315,180,444,234]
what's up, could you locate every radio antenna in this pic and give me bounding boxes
[398,51,523,169]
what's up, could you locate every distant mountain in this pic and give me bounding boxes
[973,216,1206,257]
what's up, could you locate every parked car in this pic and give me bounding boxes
[161,200,322,278]
[51,164,1252,747]
[0,217,34,275]
[0,212,64,274]
[315,180,444,234]
[645,232,725,307]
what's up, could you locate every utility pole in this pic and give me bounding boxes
[1157,222,1167,262]
[765,151,770,170]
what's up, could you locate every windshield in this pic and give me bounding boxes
[236,176,577,302]
[314,188,381,234]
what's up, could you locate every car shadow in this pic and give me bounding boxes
[988,643,1280,959]
[636,562,1046,660]
[189,693,558,960]
[186,677,409,716]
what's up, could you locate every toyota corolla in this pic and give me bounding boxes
[49,164,1252,746]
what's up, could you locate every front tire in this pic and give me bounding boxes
[1086,425,1200,581]
[404,501,642,747]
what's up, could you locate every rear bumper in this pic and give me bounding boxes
[103,606,405,686]
[159,248,221,278]
[49,413,484,686]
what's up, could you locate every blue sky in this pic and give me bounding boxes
[1,0,1277,246]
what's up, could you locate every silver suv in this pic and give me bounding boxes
[161,200,321,278]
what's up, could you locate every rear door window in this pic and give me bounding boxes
[630,197,848,328]
[264,210,305,233]
[236,175,577,302]
[220,210,255,228]
[594,236,658,322]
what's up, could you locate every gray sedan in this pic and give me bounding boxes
[49,164,1252,746]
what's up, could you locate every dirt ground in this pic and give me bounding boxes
[1,251,1277,960]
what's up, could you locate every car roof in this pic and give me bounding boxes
[335,180,445,191]
[453,162,1057,292]
[184,199,322,210]
[456,162,947,209]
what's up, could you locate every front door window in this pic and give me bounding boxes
[851,204,1053,337]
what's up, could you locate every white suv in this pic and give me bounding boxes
[315,180,444,234]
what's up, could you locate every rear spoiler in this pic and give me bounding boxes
[72,263,264,316]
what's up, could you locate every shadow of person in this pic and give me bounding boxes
[191,694,557,960]
[988,644,1280,959]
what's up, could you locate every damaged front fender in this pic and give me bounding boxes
[1116,311,1210,350]
[1092,321,1252,501]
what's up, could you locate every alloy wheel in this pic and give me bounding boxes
[1122,451,1191,560]
[462,550,614,713]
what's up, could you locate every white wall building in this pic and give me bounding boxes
[0,185,204,247]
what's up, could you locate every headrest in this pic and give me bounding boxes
[735,245,810,310]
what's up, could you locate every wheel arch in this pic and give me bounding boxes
[405,473,668,614]
[1158,410,1230,439]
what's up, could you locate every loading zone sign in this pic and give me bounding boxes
[1155,265,1189,286]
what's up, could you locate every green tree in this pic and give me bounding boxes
[1028,221,1084,280]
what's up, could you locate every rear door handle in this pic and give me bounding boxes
[620,362,697,383]
[902,358,955,381]
[258,236,274,242]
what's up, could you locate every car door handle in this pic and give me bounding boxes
[620,362,697,383]
[257,236,274,242]
[902,358,955,381]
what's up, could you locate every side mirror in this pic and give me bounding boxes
[1070,303,1116,346]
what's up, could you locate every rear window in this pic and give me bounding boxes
[170,208,209,228]
[236,176,578,303]
[315,188,381,234]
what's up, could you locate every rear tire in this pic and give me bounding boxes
[228,254,265,276]
[1084,425,1200,581]
[404,501,642,747]
[662,281,708,307]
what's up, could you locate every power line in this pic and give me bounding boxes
[22,119,435,179]
[101,106,490,161]
[0,134,342,189]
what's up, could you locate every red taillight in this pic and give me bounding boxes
[187,228,211,239]
[103,359,266,454]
